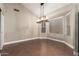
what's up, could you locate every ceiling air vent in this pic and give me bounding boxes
[14,8,20,12]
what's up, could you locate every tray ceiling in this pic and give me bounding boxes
[22,3,70,17]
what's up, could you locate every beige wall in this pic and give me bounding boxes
[4,3,38,43]
[4,3,17,42]
[74,4,79,52]
[16,4,38,40]
[47,4,76,48]
[0,3,3,9]
[0,3,4,49]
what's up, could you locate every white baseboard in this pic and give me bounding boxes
[4,37,37,45]
[4,37,74,49]
[0,47,2,50]
[46,37,64,43]
[46,37,74,49]
[73,51,78,56]
[3,37,47,45]
[0,45,3,50]
[63,41,74,49]
[0,47,3,50]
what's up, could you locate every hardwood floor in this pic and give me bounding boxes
[1,39,74,56]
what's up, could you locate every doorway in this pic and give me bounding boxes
[0,8,4,50]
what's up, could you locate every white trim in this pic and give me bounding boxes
[46,37,64,43]
[46,37,74,49]
[73,51,78,56]
[0,47,3,50]
[65,11,72,17]
[63,41,74,49]
[4,37,36,45]
[49,16,65,37]
[4,39,32,45]
[3,37,47,45]
[4,37,74,49]
[0,12,4,50]
[49,15,64,21]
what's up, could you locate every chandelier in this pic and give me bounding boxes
[37,3,48,33]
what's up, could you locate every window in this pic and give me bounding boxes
[49,17,63,34]
[65,13,71,36]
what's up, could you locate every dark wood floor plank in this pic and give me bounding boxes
[1,39,74,56]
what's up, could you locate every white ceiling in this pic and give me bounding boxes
[22,3,70,17]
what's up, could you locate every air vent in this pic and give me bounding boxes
[40,3,44,6]
[14,8,20,12]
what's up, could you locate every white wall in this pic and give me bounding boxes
[4,3,38,43]
[16,4,38,40]
[47,4,76,48]
[74,4,79,53]
[0,3,4,50]
[0,4,3,8]
[4,3,19,42]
